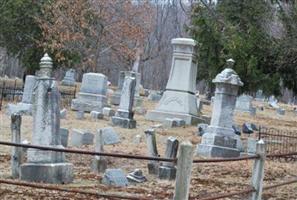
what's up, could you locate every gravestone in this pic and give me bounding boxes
[70,129,94,146]
[159,137,179,180]
[91,130,107,173]
[255,90,265,102]
[148,91,162,102]
[197,59,243,158]
[76,109,84,119]
[268,96,279,109]
[7,75,37,115]
[112,76,137,129]
[235,94,255,114]
[90,111,104,120]
[276,108,285,115]
[99,127,120,145]
[20,54,73,184]
[111,71,143,106]
[102,107,115,117]
[102,169,129,187]
[146,38,204,125]
[71,73,107,112]
[61,69,76,86]
[145,129,159,175]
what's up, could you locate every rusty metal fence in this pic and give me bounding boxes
[258,126,297,161]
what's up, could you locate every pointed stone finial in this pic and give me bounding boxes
[39,53,53,78]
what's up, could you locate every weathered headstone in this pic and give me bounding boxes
[76,109,84,119]
[255,90,265,102]
[20,53,73,184]
[197,59,243,158]
[112,76,137,129]
[111,71,143,106]
[148,91,162,102]
[61,69,76,86]
[268,96,279,109]
[102,169,129,187]
[164,118,185,128]
[90,111,104,120]
[102,107,115,117]
[99,127,120,145]
[235,94,256,114]
[146,38,204,125]
[70,129,94,146]
[71,73,107,112]
[11,113,22,178]
[7,75,36,115]
[91,130,107,173]
[159,137,179,180]
[145,129,159,175]
[133,134,142,144]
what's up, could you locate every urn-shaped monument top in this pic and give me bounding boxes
[212,60,243,86]
[39,53,53,78]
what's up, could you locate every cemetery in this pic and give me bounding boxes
[1,1,297,200]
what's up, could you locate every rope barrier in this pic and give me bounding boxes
[0,179,152,200]
[0,141,176,162]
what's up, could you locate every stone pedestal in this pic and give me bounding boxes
[146,38,203,125]
[20,54,73,184]
[197,59,243,158]
[71,73,107,112]
[112,77,137,129]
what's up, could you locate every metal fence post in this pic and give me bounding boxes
[11,113,22,178]
[251,139,266,200]
[173,141,194,200]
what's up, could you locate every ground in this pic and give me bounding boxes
[0,94,296,200]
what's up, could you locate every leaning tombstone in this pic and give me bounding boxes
[144,129,159,175]
[7,75,37,115]
[71,73,108,112]
[146,38,205,125]
[61,68,76,86]
[197,59,243,158]
[20,53,73,184]
[158,137,179,180]
[91,130,107,173]
[112,76,137,128]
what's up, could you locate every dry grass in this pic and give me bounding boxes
[0,97,296,199]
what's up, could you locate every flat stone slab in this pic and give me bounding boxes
[102,169,129,187]
[70,129,94,146]
[99,127,120,145]
[20,163,73,184]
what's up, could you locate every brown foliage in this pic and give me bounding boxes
[38,0,154,72]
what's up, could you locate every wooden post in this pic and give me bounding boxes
[251,140,266,200]
[173,141,194,200]
[11,113,22,178]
